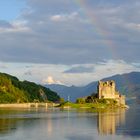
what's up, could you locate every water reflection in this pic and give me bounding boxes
[98,109,126,135]
[1,107,140,140]
[0,119,17,134]
[46,113,53,136]
[0,108,46,136]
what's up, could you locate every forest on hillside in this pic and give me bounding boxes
[0,73,60,103]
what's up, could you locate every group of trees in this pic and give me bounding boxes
[0,73,60,103]
[76,93,98,104]
[76,93,117,105]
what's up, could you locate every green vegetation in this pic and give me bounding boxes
[0,73,60,103]
[76,98,86,104]
[59,100,119,109]
[59,98,65,104]
[59,94,126,109]
[85,94,117,105]
[59,100,125,110]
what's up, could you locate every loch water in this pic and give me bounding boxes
[0,105,140,140]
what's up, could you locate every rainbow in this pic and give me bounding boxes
[74,0,118,59]
[74,1,132,88]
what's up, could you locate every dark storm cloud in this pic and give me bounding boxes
[0,0,139,64]
[64,66,94,73]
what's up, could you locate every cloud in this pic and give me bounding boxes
[64,66,94,73]
[62,60,140,85]
[42,76,63,85]
[50,12,78,22]
[50,15,62,22]
[0,20,13,28]
[0,62,8,69]
[0,60,139,86]
[0,20,30,33]
[44,76,54,84]
[132,63,140,68]
[24,70,32,76]
[0,0,139,65]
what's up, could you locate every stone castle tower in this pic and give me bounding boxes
[97,80,125,105]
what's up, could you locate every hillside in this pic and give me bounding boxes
[45,72,140,102]
[0,73,60,103]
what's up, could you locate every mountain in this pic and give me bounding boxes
[45,84,89,102]
[102,72,140,97]
[45,72,140,102]
[0,73,60,103]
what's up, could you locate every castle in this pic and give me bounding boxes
[97,80,125,105]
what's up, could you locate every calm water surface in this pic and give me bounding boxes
[0,105,140,140]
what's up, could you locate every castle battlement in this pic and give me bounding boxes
[97,80,125,105]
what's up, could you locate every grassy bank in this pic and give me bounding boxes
[58,101,128,110]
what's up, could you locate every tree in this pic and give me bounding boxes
[0,72,60,103]
[76,98,86,104]
[60,98,65,103]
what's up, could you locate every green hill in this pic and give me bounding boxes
[0,73,60,103]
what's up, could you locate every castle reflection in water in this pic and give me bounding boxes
[98,109,126,135]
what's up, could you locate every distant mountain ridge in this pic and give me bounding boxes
[45,72,140,102]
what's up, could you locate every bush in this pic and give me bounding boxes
[76,98,86,104]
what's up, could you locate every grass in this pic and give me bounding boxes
[58,99,127,110]
[58,102,107,109]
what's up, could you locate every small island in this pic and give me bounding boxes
[60,80,128,109]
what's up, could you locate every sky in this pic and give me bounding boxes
[0,0,140,86]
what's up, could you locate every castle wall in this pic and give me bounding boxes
[97,80,125,105]
[98,81,116,99]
